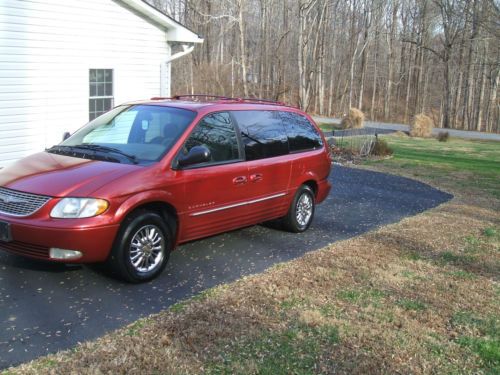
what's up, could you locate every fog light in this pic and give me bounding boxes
[49,248,83,260]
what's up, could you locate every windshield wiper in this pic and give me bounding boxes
[46,144,137,164]
[46,145,122,163]
[76,144,138,164]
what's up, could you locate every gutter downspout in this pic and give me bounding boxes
[161,44,195,97]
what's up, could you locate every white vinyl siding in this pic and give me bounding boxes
[0,0,172,167]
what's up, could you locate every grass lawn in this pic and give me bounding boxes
[4,136,499,375]
[367,135,500,198]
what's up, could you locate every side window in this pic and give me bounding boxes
[280,111,323,152]
[231,111,289,161]
[183,112,240,164]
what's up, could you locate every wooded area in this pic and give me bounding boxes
[148,0,499,133]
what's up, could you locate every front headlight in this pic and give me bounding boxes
[50,198,109,218]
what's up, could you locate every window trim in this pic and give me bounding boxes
[230,109,291,161]
[172,111,245,170]
[89,69,114,121]
[278,110,324,154]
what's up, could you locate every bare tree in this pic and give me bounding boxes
[148,0,499,133]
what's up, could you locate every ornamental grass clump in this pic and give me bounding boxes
[371,138,393,156]
[410,114,433,138]
[341,108,365,129]
[437,131,450,142]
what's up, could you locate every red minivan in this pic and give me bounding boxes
[0,96,331,282]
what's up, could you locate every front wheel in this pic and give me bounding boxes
[108,211,172,283]
[282,185,315,233]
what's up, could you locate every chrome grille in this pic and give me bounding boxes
[0,187,51,217]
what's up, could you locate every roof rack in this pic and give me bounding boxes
[150,94,231,101]
[174,94,233,101]
[150,94,289,107]
[237,97,287,106]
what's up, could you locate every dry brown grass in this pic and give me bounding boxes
[341,108,365,129]
[5,141,500,374]
[394,130,409,137]
[411,114,434,137]
[6,182,499,374]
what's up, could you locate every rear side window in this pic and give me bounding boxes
[183,112,240,163]
[280,111,323,152]
[231,111,289,161]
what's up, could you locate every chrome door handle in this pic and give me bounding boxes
[232,176,248,185]
[249,173,263,182]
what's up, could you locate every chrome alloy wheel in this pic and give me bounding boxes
[296,192,313,227]
[129,225,165,273]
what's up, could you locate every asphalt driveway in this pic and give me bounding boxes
[0,166,452,369]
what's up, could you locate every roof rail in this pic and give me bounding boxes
[150,94,290,107]
[236,97,286,106]
[149,94,231,101]
[173,94,232,101]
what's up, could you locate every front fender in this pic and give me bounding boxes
[113,190,177,222]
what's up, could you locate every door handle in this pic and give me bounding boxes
[249,173,263,182]
[233,176,248,185]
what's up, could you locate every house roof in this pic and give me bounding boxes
[118,0,203,44]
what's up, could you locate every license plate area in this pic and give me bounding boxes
[0,221,12,242]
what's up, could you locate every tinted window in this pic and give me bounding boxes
[183,112,240,163]
[280,111,323,152]
[231,111,289,161]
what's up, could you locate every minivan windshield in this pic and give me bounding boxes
[47,105,196,165]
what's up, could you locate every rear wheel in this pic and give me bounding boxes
[282,185,315,233]
[108,211,172,283]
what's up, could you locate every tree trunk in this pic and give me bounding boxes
[358,31,368,110]
[238,0,249,97]
[475,44,487,131]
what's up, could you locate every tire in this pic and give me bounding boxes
[108,211,172,283]
[282,185,315,233]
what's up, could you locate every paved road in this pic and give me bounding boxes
[0,167,452,369]
[313,116,500,141]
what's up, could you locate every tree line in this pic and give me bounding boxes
[148,0,499,132]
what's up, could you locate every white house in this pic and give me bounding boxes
[0,0,203,167]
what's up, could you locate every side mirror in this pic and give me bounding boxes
[177,145,211,167]
[62,132,71,141]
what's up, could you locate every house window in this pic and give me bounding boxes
[89,69,113,121]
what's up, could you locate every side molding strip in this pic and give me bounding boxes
[190,192,287,217]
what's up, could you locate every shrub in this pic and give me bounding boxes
[437,131,449,142]
[371,138,393,156]
[410,114,433,138]
[340,108,365,129]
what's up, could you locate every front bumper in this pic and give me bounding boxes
[0,219,119,263]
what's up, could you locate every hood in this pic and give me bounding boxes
[0,152,140,197]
